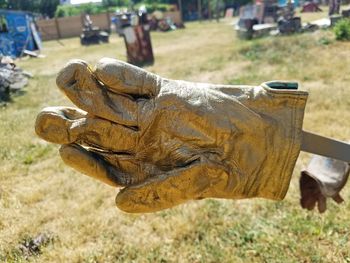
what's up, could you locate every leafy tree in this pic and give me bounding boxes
[334,19,350,41]
[55,3,107,17]
[39,0,60,18]
[6,0,40,11]
[0,0,59,18]
[102,0,130,7]
[0,0,9,9]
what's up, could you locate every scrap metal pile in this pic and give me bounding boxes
[148,11,185,32]
[113,10,184,35]
[236,0,350,40]
[235,0,303,39]
[0,56,31,104]
[80,14,109,46]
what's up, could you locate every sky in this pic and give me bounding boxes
[70,0,102,4]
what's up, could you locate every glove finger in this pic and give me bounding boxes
[77,117,137,153]
[36,107,138,153]
[300,194,317,210]
[332,193,344,204]
[95,58,161,97]
[300,171,318,210]
[56,59,138,126]
[60,144,140,187]
[96,152,150,185]
[115,161,228,213]
[317,195,327,213]
[300,171,319,191]
[303,156,350,197]
[35,106,87,144]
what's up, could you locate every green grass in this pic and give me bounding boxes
[334,18,350,41]
[0,15,350,262]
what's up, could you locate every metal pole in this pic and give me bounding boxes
[301,131,350,163]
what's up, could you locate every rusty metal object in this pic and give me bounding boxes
[121,12,154,66]
[342,9,350,17]
[329,0,341,16]
[278,16,301,34]
[0,55,30,104]
[123,24,154,66]
[80,14,109,46]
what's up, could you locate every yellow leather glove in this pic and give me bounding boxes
[35,58,308,213]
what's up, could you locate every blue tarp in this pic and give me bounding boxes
[278,0,299,7]
[0,10,42,58]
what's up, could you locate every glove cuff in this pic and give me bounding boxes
[302,156,350,197]
[254,82,308,200]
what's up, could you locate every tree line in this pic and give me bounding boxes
[0,0,250,18]
[0,0,60,18]
[0,0,176,17]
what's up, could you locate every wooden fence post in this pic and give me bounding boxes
[106,12,111,32]
[216,0,220,22]
[54,17,61,39]
[178,0,183,22]
[198,0,202,21]
[208,0,212,20]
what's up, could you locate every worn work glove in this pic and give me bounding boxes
[35,58,308,213]
[300,155,350,213]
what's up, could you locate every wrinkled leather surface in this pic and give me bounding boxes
[300,155,350,213]
[35,58,308,213]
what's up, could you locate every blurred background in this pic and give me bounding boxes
[0,0,350,262]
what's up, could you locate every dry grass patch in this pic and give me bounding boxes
[0,17,350,262]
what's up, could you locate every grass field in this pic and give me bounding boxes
[1,12,350,262]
